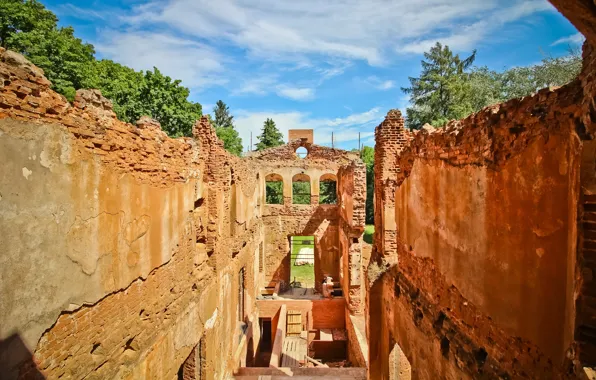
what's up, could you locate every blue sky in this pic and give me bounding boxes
[42,0,582,150]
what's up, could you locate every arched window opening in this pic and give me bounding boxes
[292,173,311,204]
[319,174,337,204]
[265,174,283,205]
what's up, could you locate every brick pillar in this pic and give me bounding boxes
[373,110,407,263]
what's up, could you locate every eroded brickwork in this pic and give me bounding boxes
[368,38,596,379]
[0,46,368,380]
[0,48,262,380]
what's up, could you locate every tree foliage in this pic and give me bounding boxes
[360,146,375,225]
[403,42,582,129]
[211,101,243,156]
[319,181,337,204]
[265,181,283,204]
[212,100,234,128]
[256,118,284,151]
[292,181,311,205]
[402,42,476,129]
[0,0,203,137]
[468,52,582,110]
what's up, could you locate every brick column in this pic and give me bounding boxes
[373,110,407,262]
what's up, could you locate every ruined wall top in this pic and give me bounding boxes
[249,138,360,167]
[0,47,235,187]
[288,129,313,144]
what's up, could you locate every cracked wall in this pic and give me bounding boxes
[0,48,263,380]
[367,38,596,378]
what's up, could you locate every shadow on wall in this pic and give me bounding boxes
[0,333,45,380]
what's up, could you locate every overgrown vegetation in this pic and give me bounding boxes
[403,42,582,129]
[1,0,208,138]
[265,181,283,204]
[364,225,374,244]
[290,236,315,288]
[319,180,337,204]
[292,181,311,204]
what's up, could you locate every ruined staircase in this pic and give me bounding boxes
[233,367,366,379]
[579,193,596,365]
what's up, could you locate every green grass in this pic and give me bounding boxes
[290,236,315,288]
[364,225,374,244]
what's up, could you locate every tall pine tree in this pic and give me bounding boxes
[256,118,284,151]
[211,101,243,156]
[402,42,476,129]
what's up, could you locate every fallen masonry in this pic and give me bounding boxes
[1,1,596,379]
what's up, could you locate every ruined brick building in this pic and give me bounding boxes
[1,1,596,379]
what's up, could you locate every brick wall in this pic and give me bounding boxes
[368,43,591,379]
[0,49,263,380]
[257,298,346,329]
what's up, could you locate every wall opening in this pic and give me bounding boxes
[290,236,315,289]
[177,336,206,380]
[292,173,311,204]
[388,341,411,380]
[319,174,337,204]
[265,173,283,205]
[296,146,308,159]
[238,268,245,322]
[255,318,273,367]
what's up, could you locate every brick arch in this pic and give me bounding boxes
[320,173,337,182]
[265,173,283,182]
[292,173,310,182]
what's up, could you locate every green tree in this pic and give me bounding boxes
[292,181,311,204]
[0,0,205,136]
[212,100,234,128]
[360,146,375,225]
[83,59,146,123]
[319,181,337,204]
[9,25,95,100]
[468,51,582,109]
[0,0,56,48]
[402,42,476,129]
[266,181,283,204]
[256,118,284,151]
[136,68,202,137]
[211,101,243,156]
[215,125,243,156]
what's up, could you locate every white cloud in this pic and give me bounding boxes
[551,32,585,46]
[378,81,395,90]
[235,107,382,150]
[95,31,227,89]
[120,0,554,65]
[79,0,555,96]
[398,1,554,54]
[275,86,315,101]
[232,75,279,96]
[355,76,395,91]
[231,75,315,100]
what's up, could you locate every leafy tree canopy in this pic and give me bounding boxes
[211,100,243,156]
[403,42,582,129]
[402,42,476,129]
[1,0,203,137]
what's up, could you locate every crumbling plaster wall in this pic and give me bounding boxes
[0,49,263,380]
[251,142,366,307]
[369,56,589,378]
